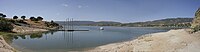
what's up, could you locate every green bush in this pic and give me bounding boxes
[45,22,59,28]
[17,20,28,24]
[0,20,14,31]
[0,18,14,31]
[192,26,200,32]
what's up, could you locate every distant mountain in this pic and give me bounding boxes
[55,21,95,25]
[55,18,193,27]
[55,21,121,26]
[87,21,121,26]
[121,18,193,27]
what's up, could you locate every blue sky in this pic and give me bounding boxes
[0,0,199,23]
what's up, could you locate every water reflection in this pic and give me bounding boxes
[3,31,77,50]
[63,31,74,49]
[3,34,15,44]
[3,31,57,44]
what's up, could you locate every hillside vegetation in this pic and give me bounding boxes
[0,18,13,32]
[0,13,60,33]
[120,18,192,27]
[191,8,200,32]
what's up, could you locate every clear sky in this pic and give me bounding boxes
[0,0,199,23]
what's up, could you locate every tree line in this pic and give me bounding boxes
[0,13,45,31]
[0,13,43,21]
[0,13,59,32]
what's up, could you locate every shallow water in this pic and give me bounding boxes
[5,26,178,52]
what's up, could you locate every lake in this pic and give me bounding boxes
[4,26,178,52]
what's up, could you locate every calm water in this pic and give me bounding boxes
[4,26,178,52]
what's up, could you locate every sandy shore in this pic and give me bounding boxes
[12,26,49,33]
[0,35,17,52]
[88,29,200,52]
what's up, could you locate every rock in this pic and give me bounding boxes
[191,8,200,32]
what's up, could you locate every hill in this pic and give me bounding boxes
[64,18,193,27]
[55,21,121,26]
[121,18,193,27]
[191,8,200,32]
[0,15,60,33]
[55,18,193,27]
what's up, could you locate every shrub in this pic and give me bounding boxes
[0,20,14,31]
[45,21,59,28]
[192,26,200,32]
[8,20,16,23]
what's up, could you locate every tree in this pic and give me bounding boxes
[30,17,37,21]
[0,13,6,18]
[13,16,18,19]
[51,20,54,23]
[2,15,6,18]
[21,16,26,20]
[37,16,43,21]
[0,13,3,17]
